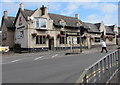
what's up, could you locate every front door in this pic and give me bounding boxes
[49,39,54,50]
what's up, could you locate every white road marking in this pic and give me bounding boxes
[2,59,22,64]
[2,62,12,64]
[52,54,58,58]
[34,56,44,60]
[11,59,22,62]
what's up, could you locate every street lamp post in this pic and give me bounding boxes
[61,22,66,50]
[77,24,82,53]
[79,26,82,53]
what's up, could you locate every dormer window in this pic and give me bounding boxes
[35,17,47,29]
[76,22,82,27]
[59,19,66,26]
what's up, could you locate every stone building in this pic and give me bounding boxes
[1,3,119,51]
[14,3,83,51]
[1,11,15,49]
[82,21,119,48]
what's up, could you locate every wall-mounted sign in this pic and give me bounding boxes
[19,16,22,25]
[17,26,25,29]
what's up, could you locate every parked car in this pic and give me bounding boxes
[0,46,9,52]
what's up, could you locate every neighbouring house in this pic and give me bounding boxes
[82,22,101,48]
[104,25,118,45]
[1,11,15,49]
[82,21,119,48]
[14,3,84,52]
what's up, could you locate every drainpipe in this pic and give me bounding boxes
[27,22,30,52]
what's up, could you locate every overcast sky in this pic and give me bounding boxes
[0,0,119,26]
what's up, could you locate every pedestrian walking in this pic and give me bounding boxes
[101,40,108,53]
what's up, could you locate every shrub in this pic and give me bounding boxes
[13,43,21,53]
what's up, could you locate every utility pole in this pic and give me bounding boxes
[78,25,82,53]
[61,22,66,50]
[79,30,82,53]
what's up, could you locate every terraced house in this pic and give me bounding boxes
[82,21,119,48]
[1,3,120,51]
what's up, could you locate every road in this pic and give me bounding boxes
[2,50,114,83]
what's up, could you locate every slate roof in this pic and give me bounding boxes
[105,26,115,35]
[82,22,100,33]
[1,16,15,30]
[21,9,36,20]
[15,8,82,28]
[48,13,82,27]
[94,23,101,30]
[108,25,114,31]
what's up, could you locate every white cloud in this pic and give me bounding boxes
[100,3,117,13]
[86,14,100,22]
[86,14,118,25]
[83,2,118,25]
[60,2,81,16]
[1,2,19,16]
[82,2,117,13]
[1,0,119,2]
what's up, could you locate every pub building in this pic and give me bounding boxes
[1,3,119,52]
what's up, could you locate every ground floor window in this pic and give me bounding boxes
[77,37,80,44]
[95,37,100,42]
[60,36,67,44]
[36,35,46,44]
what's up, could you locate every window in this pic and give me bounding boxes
[36,18,39,28]
[60,36,65,44]
[20,31,24,38]
[35,18,47,29]
[36,36,46,44]
[77,37,80,44]
[16,31,24,39]
[60,36,67,44]
[95,37,100,42]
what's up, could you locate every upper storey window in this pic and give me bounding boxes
[35,17,47,29]
[59,19,66,26]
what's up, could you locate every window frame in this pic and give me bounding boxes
[35,17,47,29]
[36,35,46,44]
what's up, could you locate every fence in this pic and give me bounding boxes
[76,49,120,84]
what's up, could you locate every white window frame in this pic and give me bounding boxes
[35,17,47,29]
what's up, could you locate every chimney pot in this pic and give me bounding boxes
[20,3,24,10]
[4,11,8,18]
[40,5,48,16]
[75,14,80,19]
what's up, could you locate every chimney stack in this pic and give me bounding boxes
[4,11,8,18]
[75,14,80,19]
[20,3,24,10]
[40,5,48,16]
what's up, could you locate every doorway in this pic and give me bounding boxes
[49,38,54,50]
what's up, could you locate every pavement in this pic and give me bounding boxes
[108,69,120,84]
[1,45,119,83]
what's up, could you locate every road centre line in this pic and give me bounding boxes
[52,54,58,58]
[2,59,22,64]
[34,56,44,60]
[11,59,22,63]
